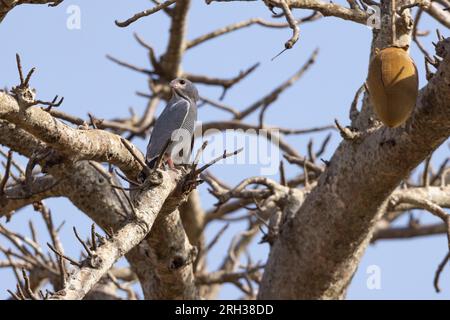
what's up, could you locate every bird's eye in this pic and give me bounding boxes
[179,80,186,85]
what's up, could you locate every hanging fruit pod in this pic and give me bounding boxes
[366,46,419,128]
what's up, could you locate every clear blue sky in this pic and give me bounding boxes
[0,0,448,299]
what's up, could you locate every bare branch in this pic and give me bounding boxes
[186,13,320,49]
[0,0,63,23]
[206,0,369,24]
[235,48,318,120]
[115,0,178,27]
[48,170,185,300]
[0,92,143,178]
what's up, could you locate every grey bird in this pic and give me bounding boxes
[145,78,198,169]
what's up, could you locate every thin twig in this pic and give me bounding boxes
[47,243,82,268]
[0,150,13,195]
[434,251,450,293]
[115,0,178,27]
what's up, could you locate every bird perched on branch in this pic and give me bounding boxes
[145,78,198,169]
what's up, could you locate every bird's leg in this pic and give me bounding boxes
[167,157,175,170]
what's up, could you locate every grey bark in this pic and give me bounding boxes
[258,34,450,299]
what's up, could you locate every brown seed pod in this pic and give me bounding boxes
[366,46,419,128]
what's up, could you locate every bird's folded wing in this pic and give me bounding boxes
[146,98,191,163]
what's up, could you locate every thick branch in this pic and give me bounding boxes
[259,38,450,299]
[207,0,368,24]
[49,170,184,300]
[425,2,450,28]
[389,186,450,212]
[0,93,142,178]
[0,0,62,23]
[373,223,448,241]
[0,120,191,299]
[0,175,63,218]
[160,0,191,78]
[130,208,198,299]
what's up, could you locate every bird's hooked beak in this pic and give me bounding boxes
[170,79,189,101]
[170,80,182,91]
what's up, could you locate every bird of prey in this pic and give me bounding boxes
[145,78,198,169]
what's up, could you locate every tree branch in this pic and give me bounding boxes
[0,0,63,23]
[258,37,450,299]
[48,170,185,300]
[0,93,143,178]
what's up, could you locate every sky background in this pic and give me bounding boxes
[0,0,449,299]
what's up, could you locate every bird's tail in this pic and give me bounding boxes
[146,157,157,169]
[137,157,157,183]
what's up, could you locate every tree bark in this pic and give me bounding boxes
[258,36,450,299]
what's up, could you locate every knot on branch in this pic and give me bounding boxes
[435,37,450,59]
[334,119,362,141]
[86,254,103,269]
[388,195,400,207]
[10,54,63,110]
[169,246,198,270]
[10,86,36,108]
[143,169,164,188]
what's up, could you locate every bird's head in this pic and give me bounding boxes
[170,78,199,103]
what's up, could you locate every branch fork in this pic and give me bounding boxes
[11,54,63,110]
